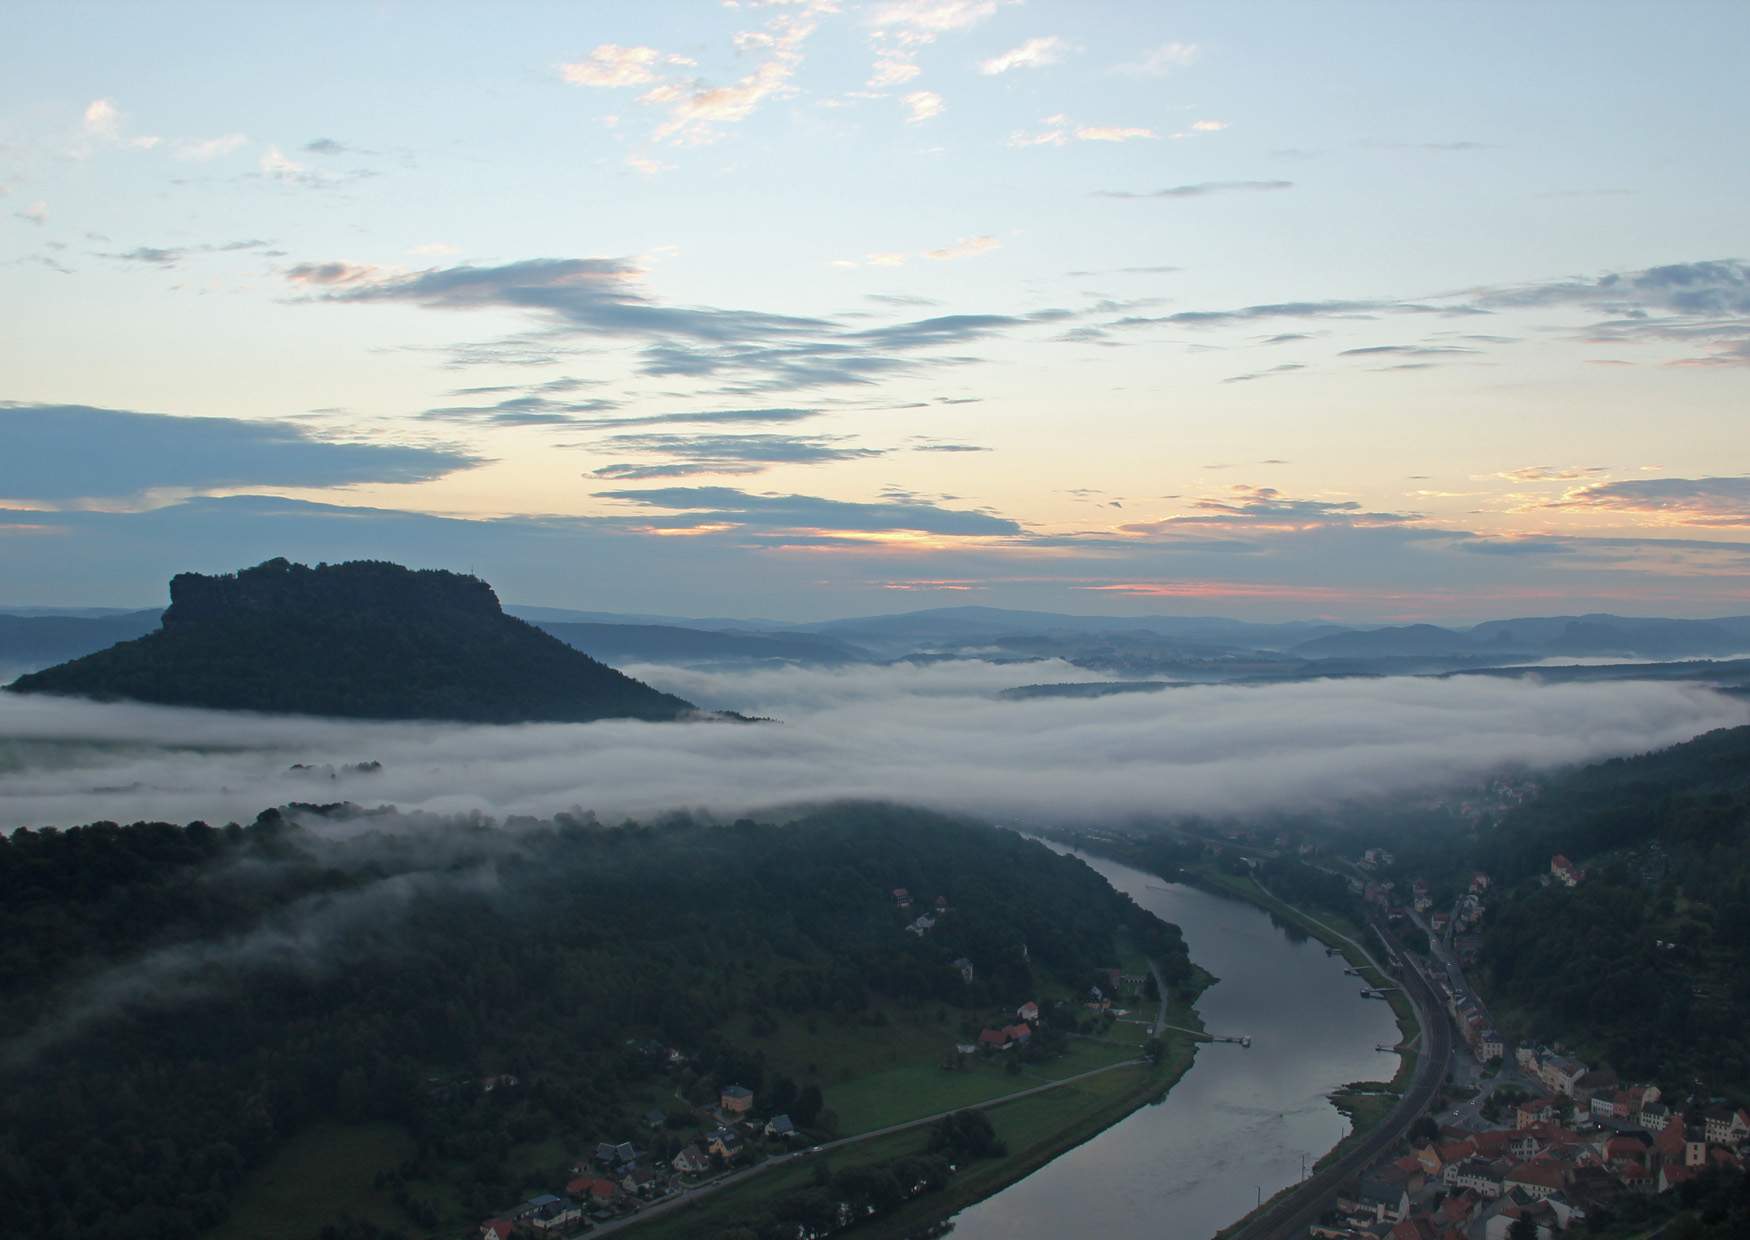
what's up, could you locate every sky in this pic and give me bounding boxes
[4,0,1749,621]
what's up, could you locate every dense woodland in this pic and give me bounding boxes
[0,802,1191,1240]
[1470,725,1750,1086]
[6,558,695,722]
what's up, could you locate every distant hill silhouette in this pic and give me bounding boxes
[5,558,697,723]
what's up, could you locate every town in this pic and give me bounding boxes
[1316,850,1746,1239]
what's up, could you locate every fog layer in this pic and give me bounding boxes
[2,662,1745,830]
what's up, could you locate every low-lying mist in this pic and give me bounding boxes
[3,660,1746,831]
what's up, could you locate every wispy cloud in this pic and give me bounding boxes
[561,7,821,146]
[903,90,945,124]
[1075,126,1156,143]
[979,36,1067,75]
[1095,180,1294,200]
[924,234,1000,261]
[596,483,1022,537]
[1546,476,1750,527]
[587,433,884,479]
[1111,41,1198,76]
[98,238,278,267]
[174,133,248,161]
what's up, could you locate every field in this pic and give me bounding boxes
[211,1123,416,1240]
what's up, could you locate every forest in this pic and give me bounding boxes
[0,801,1191,1240]
[1472,725,1750,1086]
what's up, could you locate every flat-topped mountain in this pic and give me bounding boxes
[5,558,697,723]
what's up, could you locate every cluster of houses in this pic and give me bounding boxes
[892,887,952,937]
[477,1083,806,1237]
[1320,1044,1748,1238]
[973,1000,1040,1052]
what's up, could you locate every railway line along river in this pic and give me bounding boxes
[945,846,1404,1240]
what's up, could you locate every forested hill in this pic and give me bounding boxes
[1474,724,1750,1085]
[0,803,1192,1240]
[4,558,697,723]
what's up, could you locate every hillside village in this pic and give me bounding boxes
[469,884,1159,1239]
[1319,848,1746,1239]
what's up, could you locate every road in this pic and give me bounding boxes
[1223,899,1454,1240]
[592,1055,1151,1237]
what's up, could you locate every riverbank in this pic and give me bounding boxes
[625,972,1212,1240]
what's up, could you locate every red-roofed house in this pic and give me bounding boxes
[567,1176,619,1205]
[1003,1022,1032,1044]
[1017,1001,1040,1022]
[1659,1163,1696,1193]
[1506,1160,1566,1199]
[978,1027,1010,1049]
[481,1222,514,1240]
[1550,855,1582,887]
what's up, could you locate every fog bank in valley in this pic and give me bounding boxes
[3,660,1745,831]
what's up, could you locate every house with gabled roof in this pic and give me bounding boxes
[481,1221,514,1240]
[671,1145,710,1176]
[765,1113,796,1138]
[720,1084,754,1114]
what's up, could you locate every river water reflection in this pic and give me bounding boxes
[946,848,1402,1240]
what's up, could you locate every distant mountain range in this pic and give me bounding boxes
[7,593,1750,689]
[5,559,697,723]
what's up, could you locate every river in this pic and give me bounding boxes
[945,847,1403,1240]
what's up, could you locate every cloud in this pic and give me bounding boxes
[561,44,674,87]
[175,133,247,161]
[99,239,277,267]
[1337,344,1478,357]
[924,234,1000,261]
[1222,362,1306,384]
[0,404,482,502]
[1111,42,1198,76]
[1065,265,1183,278]
[1498,466,1607,482]
[299,257,1058,392]
[1074,126,1156,143]
[594,484,1023,537]
[15,201,48,226]
[1095,180,1294,200]
[568,8,823,146]
[1546,476,1750,527]
[420,394,622,427]
[587,433,885,479]
[259,146,305,178]
[1,670,1740,836]
[80,98,159,151]
[913,441,990,453]
[302,137,350,155]
[870,1,997,34]
[1009,114,1158,148]
[979,36,1067,75]
[1118,484,1421,537]
[903,90,945,124]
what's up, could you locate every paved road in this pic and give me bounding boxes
[594,1055,1151,1236]
[1223,894,1455,1240]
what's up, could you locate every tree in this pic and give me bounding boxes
[794,1084,824,1127]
